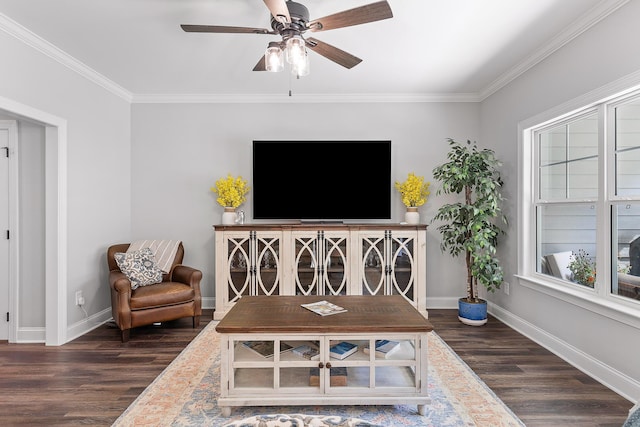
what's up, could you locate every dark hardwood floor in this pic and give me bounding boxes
[429,310,633,427]
[0,308,633,426]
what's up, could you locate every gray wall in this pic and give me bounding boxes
[0,25,132,336]
[480,0,640,400]
[130,102,480,305]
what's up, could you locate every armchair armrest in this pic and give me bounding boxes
[171,265,203,289]
[109,270,133,293]
[172,265,202,317]
[108,270,133,330]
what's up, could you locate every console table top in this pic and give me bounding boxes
[213,223,428,231]
[215,295,433,334]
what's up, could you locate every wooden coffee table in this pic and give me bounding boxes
[216,295,433,416]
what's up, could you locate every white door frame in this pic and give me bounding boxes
[0,95,67,346]
[0,120,18,342]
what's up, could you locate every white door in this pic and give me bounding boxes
[0,126,10,340]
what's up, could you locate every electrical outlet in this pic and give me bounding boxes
[75,290,85,306]
[503,282,510,295]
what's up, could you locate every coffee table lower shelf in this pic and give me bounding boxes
[217,333,430,417]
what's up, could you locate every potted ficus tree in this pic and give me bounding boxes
[431,138,507,325]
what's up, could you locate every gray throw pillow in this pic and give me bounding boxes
[114,247,163,290]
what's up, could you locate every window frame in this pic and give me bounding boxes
[517,81,640,329]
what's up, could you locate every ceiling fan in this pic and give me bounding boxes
[181,0,393,76]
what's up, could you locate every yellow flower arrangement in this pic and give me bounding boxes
[211,174,250,208]
[395,172,430,207]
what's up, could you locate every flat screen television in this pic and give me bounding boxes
[252,140,391,221]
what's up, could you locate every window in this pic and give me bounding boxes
[527,92,640,305]
[611,99,640,302]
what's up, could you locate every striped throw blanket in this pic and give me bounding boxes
[127,239,181,273]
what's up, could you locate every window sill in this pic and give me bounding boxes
[516,274,640,330]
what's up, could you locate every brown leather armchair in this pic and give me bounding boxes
[107,243,202,342]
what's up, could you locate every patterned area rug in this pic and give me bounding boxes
[112,322,524,427]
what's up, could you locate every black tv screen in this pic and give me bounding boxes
[253,141,391,221]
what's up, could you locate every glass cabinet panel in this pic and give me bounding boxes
[281,339,321,390]
[389,235,416,302]
[361,235,385,296]
[360,231,418,306]
[293,231,349,296]
[227,236,251,303]
[255,234,280,296]
[323,234,347,295]
[294,236,318,295]
[225,232,281,304]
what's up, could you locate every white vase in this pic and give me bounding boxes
[221,207,237,225]
[405,207,420,224]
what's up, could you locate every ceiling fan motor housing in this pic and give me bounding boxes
[271,1,310,36]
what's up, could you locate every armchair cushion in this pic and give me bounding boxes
[129,282,196,309]
[114,247,163,290]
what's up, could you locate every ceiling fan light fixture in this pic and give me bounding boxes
[291,50,310,77]
[285,35,306,65]
[182,1,395,76]
[265,41,284,72]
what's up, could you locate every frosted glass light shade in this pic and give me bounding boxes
[285,36,306,65]
[265,42,284,72]
[291,51,310,77]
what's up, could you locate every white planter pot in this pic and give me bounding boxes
[221,207,237,225]
[405,207,420,224]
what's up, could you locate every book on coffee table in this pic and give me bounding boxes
[291,343,320,360]
[329,341,358,360]
[363,339,400,358]
[242,340,293,358]
[300,300,347,316]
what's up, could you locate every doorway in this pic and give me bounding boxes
[0,96,67,345]
[0,121,16,341]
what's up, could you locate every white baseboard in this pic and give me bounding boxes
[18,299,216,345]
[16,307,112,344]
[425,296,459,309]
[66,308,113,343]
[488,302,640,404]
[202,296,215,310]
[15,326,46,343]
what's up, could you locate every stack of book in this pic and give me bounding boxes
[363,339,400,358]
[291,343,320,360]
[309,366,347,387]
[241,341,293,358]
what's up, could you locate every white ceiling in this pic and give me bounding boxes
[0,0,627,100]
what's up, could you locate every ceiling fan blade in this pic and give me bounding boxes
[263,0,291,24]
[181,24,275,35]
[309,1,392,32]
[305,37,362,69]
[253,56,267,72]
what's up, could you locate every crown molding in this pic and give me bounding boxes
[131,92,481,104]
[479,0,630,101]
[0,13,132,102]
